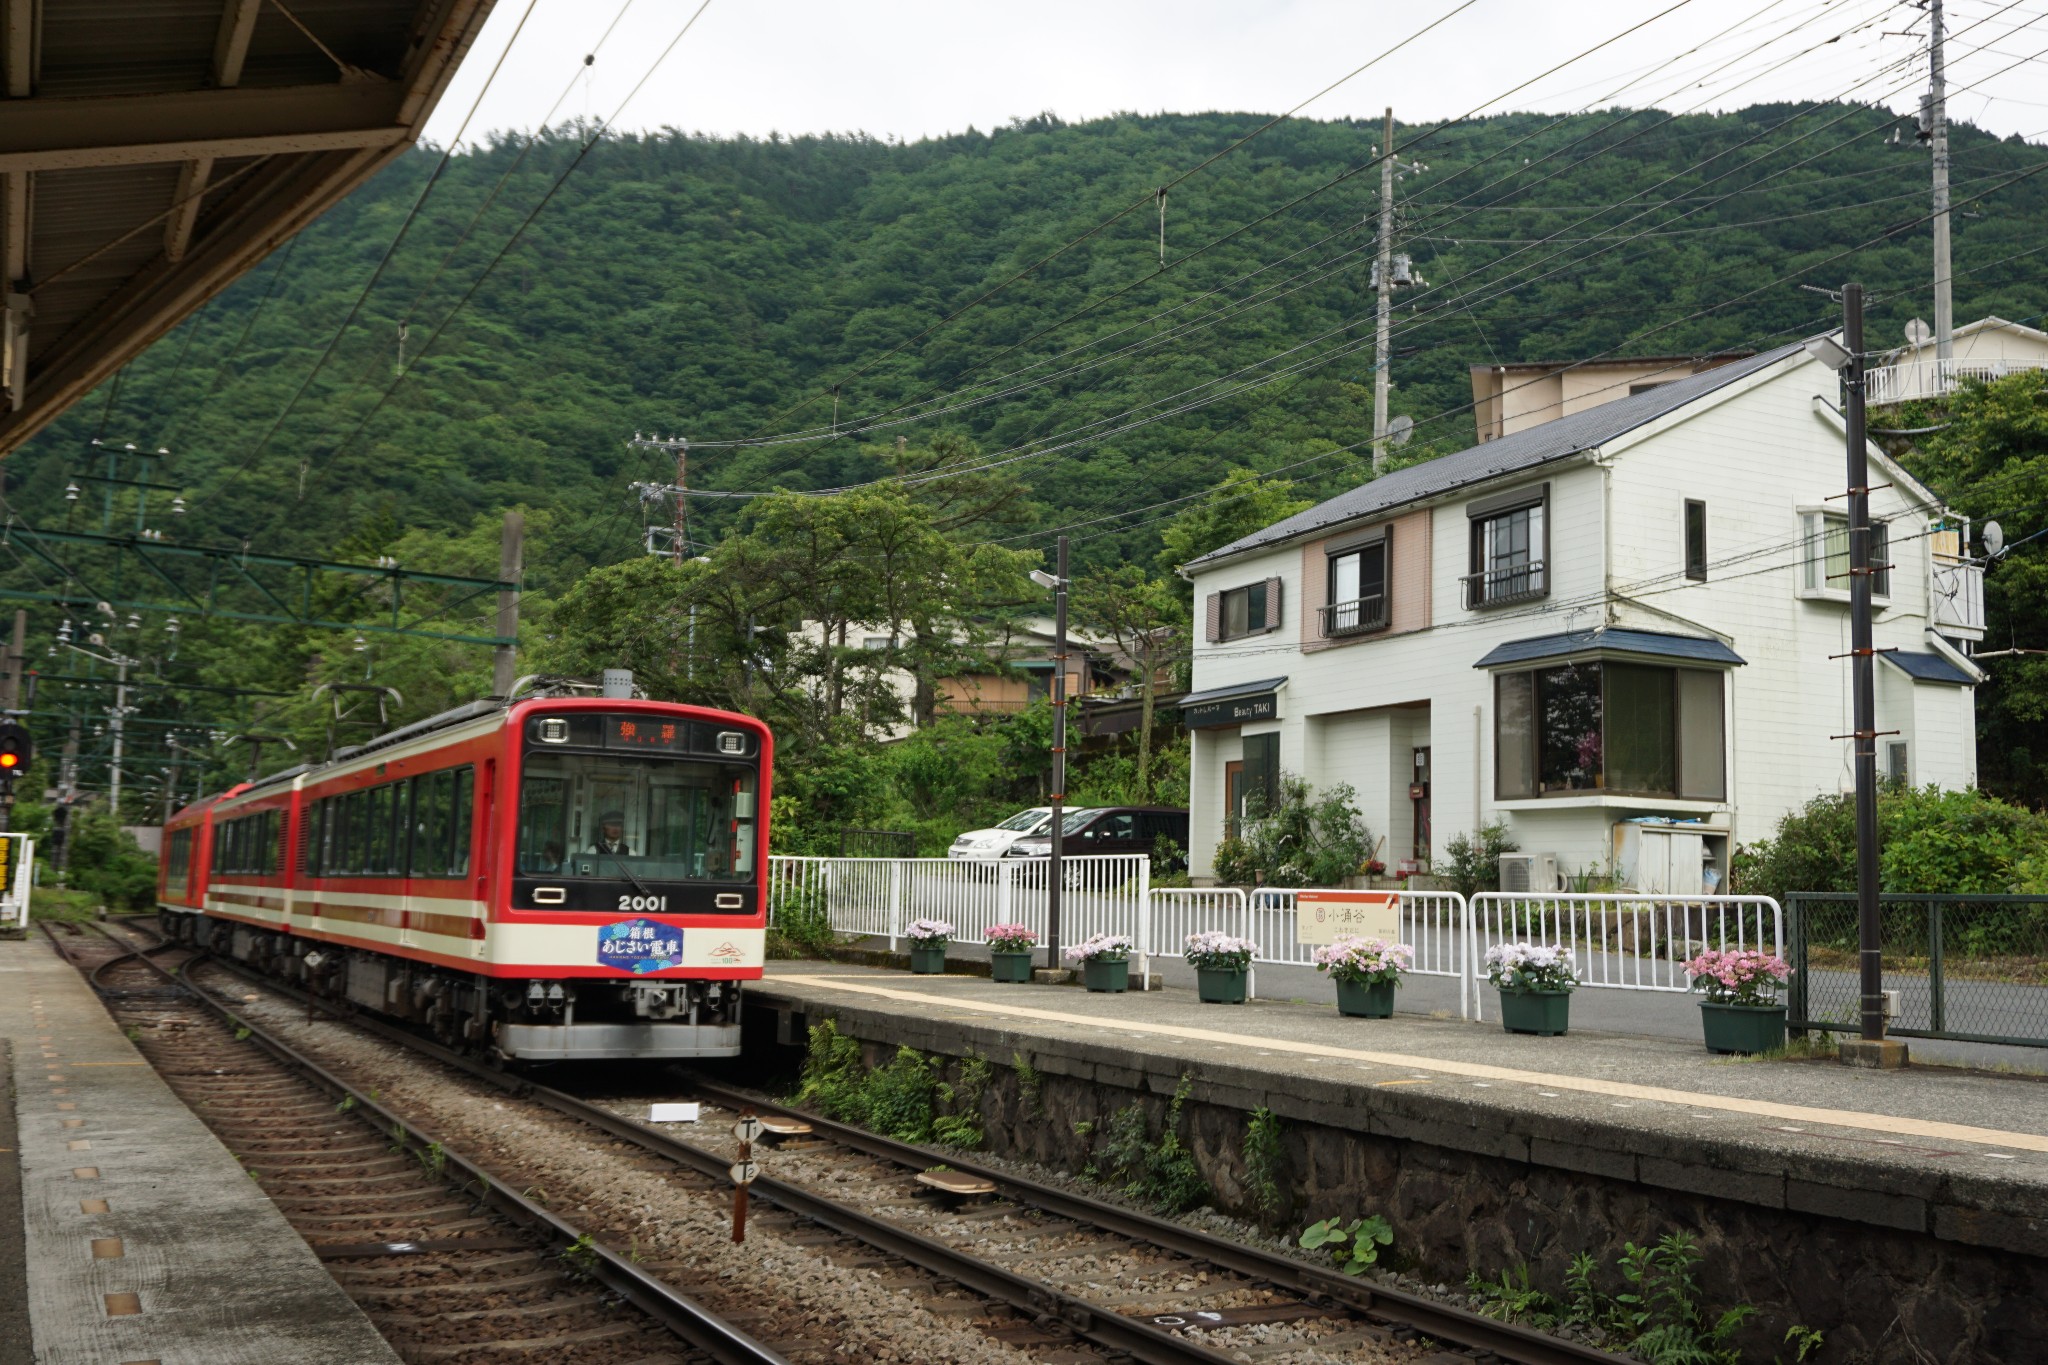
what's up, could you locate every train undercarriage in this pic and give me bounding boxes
[160,909,744,1061]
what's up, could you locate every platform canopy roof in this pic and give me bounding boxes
[0,0,498,456]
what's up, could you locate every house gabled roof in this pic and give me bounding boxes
[1186,339,1812,570]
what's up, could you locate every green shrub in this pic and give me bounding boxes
[1440,822,1519,899]
[1221,775,1374,887]
[1736,787,2048,952]
[1090,1074,1207,1213]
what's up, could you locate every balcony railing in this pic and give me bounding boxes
[1866,357,2048,405]
[1463,560,1548,609]
[1932,558,1987,636]
[1319,594,1389,638]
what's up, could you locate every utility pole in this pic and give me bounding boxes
[1372,107,1395,476]
[1928,0,1953,363]
[628,433,694,560]
[0,610,25,711]
[109,655,128,819]
[1836,284,1905,1068]
[493,510,524,698]
[1031,541,1072,975]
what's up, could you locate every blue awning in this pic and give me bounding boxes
[1473,627,1745,670]
[1178,676,1288,708]
[1882,650,1976,686]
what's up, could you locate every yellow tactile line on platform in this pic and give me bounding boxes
[793,976,2048,1155]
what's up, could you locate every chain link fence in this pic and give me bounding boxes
[1787,893,2048,1047]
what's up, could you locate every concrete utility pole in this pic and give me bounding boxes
[1372,107,1395,475]
[1929,0,1953,363]
[493,510,524,698]
[0,610,25,711]
[1836,284,1905,1068]
[1032,541,1072,975]
[109,656,129,818]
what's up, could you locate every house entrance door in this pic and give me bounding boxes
[1224,760,1246,842]
[1411,747,1432,861]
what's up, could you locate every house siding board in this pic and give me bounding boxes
[1299,509,1431,651]
[1185,353,1976,882]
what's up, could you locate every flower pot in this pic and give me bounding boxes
[1335,978,1396,1019]
[1498,987,1571,1036]
[1197,966,1248,1004]
[909,945,948,975]
[1699,1001,1787,1055]
[1083,958,1129,993]
[990,951,1034,983]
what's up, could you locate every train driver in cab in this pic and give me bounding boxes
[591,811,633,856]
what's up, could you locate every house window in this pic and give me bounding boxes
[1209,577,1284,642]
[1466,487,1547,608]
[1495,662,1726,801]
[1800,511,1890,599]
[861,636,891,650]
[1684,500,1707,581]
[1885,740,1910,786]
[1323,531,1389,637]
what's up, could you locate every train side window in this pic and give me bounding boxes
[413,771,448,877]
[367,785,395,876]
[449,767,473,877]
[389,780,413,876]
[343,790,369,874]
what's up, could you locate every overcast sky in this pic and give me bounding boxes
[423,0,2048,151]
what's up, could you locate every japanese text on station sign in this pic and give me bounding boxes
[1293,890,1401,945]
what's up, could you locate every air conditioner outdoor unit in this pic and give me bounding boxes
[1498,853,1560,893]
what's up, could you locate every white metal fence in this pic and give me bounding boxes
[771,856,1783,1026]
[1468,892,1784,1021]
[768,854,1151,966]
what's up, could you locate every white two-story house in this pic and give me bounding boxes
[1180,338,1986,891]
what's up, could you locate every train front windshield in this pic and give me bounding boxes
[516,713,759,884]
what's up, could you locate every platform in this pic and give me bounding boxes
[749,960,2048,1259]
[0,934,400,1365]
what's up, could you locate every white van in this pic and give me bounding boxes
[946,807,1055,862]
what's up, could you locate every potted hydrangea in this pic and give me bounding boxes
[1184,931,1257,1004]
[906,918,953,975]
[1484,942,1579,1036]
[1684,947,1792,1054]
[986,922,1039,983]
[1063,933,1135,993]
[1312,936,1414,1018]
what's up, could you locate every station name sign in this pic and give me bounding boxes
[1183,692,1277,730]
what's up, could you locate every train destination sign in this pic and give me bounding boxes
[1294,890,1401,945]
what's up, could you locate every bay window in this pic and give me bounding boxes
[1495,661,1726,800]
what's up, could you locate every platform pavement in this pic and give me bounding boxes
[748,959,2048,1260]
[0,933,400,1365]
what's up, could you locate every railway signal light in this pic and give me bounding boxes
[0,721,31,775]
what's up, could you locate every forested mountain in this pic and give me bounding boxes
[5,103,2045,799]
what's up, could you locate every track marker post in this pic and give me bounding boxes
[730,1109,762,1243]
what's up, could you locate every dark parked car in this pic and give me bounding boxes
[1005,806,1190,869]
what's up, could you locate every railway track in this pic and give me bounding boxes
[43,920,785,1365]
[77,915,1634,1365]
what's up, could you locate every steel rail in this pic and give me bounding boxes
[173,945,1242,1364]
[682,1079,1638,1365]
[165,932,1632,1365]
[46,922,788,1365]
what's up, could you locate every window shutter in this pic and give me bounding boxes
[1205,592,1222,643]
[1262,576,1283,632]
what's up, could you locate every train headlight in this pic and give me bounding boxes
[716,730,747,755]
[537,718,570,744]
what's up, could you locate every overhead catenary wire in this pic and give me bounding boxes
[243,0,719,547]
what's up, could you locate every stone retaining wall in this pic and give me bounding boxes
[744,994,2046,1365]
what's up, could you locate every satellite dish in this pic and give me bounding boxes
[1904,318,1932,346]
[1388,415,1415,448]
[1983,521,2005,557]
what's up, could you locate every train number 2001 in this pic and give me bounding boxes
[617,894,671,912]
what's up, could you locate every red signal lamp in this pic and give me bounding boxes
[0,753,17,769]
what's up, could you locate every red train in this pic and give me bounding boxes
[158,687,772,1061]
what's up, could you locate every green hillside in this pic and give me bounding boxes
[5,103,2045,800]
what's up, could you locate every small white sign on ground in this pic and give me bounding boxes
[648,1102,701,1123]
